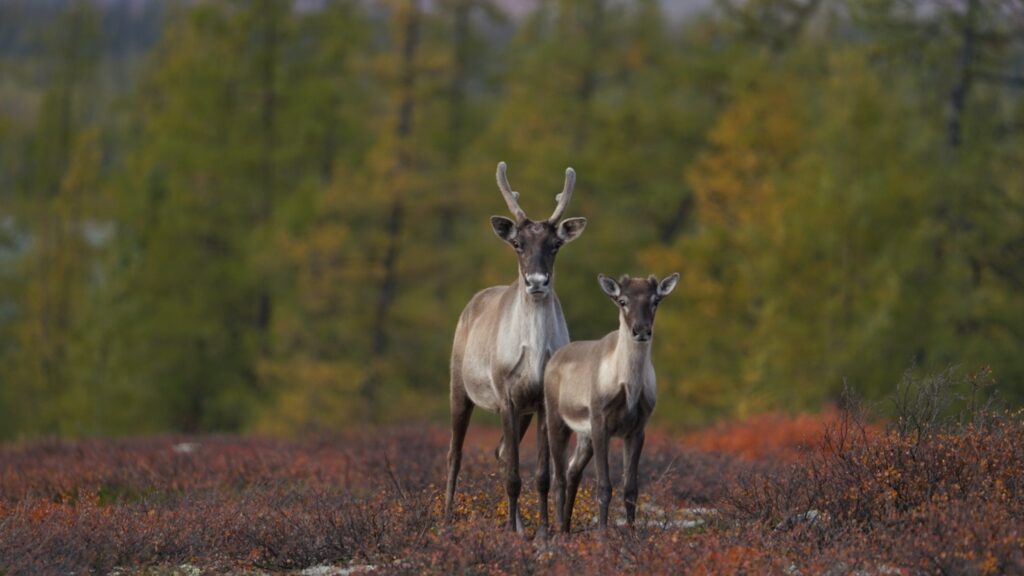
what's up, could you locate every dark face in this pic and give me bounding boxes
[598,273,679,342]
[492,216,587,298]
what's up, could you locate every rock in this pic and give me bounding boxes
[298,565,377,576]
[172,442,200,454]
[775,509,827,531]
[596,506,720,529]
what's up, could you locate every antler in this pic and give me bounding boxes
[548,167,576,223]
[496,162,527,222]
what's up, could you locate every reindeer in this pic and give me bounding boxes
[544,272,679,532]
[444,162,587,533]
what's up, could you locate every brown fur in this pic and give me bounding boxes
[545,273,678,532]
[444,163,586,535]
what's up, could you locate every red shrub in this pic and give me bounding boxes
[727,410,1024,575]
[1,411,1020,574]
[681,408,882,462]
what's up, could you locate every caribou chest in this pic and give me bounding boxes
[497,299,557,389]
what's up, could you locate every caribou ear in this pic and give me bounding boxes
[597,274,620,298]
[657,273,680,297]
[557,217,587,243]
[490,216,517,242]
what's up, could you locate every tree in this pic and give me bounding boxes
[1,1,102,436]
[102,3,296,432]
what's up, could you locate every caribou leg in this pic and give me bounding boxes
[536,402,551,538]
[592,422,612,530]
[549,415,572,533]
[494,412,533,465]
[623,430,645,526]
[500,401,523,532]
[444,389,474,521]
[564,434,593,533]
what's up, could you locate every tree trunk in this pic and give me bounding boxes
[437,0,472,300]
[361,0,421,422]
[946,0,978,151]
[254,1,282,357]
[574,0,605,152]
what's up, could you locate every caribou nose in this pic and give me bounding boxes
[524,273,550,292]
[632,325,652,341]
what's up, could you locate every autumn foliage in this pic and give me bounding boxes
[680,408,878,462]
[3,400,1023,574]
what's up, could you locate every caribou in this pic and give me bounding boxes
[444,162,587,534]
[544,272,679,532]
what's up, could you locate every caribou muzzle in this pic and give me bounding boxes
[631,324,653,342]
[524,273,551,297]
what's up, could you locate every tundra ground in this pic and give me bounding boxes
[2,409,1022,575]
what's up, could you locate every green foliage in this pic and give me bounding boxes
[0,0,1022,437]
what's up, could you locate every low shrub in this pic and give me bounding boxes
[2,374,1020,575]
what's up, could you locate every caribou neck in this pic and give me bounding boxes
[510,275,561,348]
[613,315,652,410]
[498,276,562,388]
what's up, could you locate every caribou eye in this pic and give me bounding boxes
[618,298,627,307]
[511,239,521,250]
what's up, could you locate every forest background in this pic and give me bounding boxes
[1,0,1022,439]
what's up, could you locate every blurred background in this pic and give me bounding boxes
[0,0,1021,439]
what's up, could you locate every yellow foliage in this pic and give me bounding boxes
[687,78,804,233]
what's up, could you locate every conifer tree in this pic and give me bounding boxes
[3,1,101,435]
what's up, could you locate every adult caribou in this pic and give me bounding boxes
[444,162,587,534]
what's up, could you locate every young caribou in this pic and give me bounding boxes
[545,272,679,532]
[444,162,587,533]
